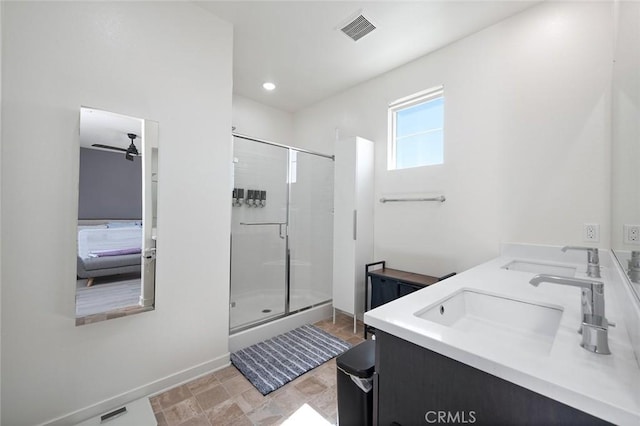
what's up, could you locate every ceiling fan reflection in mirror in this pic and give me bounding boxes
[92,133,139,161]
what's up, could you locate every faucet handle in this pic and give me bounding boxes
[581,315,611,355]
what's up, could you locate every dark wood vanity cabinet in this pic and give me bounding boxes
[367,265,440,310]
[374,331,610,426]
[365,262,455,338]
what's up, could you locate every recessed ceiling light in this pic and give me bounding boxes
[263,82,276,91]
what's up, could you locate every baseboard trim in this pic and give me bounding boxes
[40,352,230,426]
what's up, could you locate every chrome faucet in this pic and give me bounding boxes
[529,274,611,355]
[628,251,640,284]
[561,246,600,278]
[529,274,604,317]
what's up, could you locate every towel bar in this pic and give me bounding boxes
[379,195,445,203]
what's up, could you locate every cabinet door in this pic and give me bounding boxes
[332,138,357,315]
[376,331,609,426]
[333,137,374,318]
[397,282,421,298]
[354,137,374,318]
[370,277,398,309]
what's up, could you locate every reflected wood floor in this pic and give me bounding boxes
[150,312,365,426]
[75,273,145,326]
[75,273,141,315]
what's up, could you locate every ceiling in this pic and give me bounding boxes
[80,107,143,151]
[197,1,540,112]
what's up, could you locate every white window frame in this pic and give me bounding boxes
[387,85,444,170]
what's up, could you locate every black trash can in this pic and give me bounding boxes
[336,339,375,426]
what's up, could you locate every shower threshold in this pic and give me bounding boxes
[230,298,332,335]
[229,301,333,352]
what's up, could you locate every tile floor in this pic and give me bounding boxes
[150,313,366,426]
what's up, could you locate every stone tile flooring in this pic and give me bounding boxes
[150,313,366,426]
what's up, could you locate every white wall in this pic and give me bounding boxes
[233,94,294,144]
[1,2,232,425]
[293,1,613,276]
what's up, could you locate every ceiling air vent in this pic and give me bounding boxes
[339,11,376,42]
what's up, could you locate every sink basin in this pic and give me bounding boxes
[414,289,563,355]
[502,260,576,277]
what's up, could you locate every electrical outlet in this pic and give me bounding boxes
[623,224,640,245]
[583,223,600,242]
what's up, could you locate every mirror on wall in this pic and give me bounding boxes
[76,106,158,325]
[611,1,640,302]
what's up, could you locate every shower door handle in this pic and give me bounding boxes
[239,222,287,239]
[353,210,358,241]
[240,222,286,226]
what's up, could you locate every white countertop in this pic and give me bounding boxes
[364,245,640,425]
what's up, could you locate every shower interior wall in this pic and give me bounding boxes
[231,140,288,300]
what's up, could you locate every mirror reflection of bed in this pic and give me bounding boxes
[76,220,143,317]
[76,107,157,325]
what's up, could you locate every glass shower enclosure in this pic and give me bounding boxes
[230,134,334,332]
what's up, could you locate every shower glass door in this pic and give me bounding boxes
[230,138,288,331]
[288,151,334,311]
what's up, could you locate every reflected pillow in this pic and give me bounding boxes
[107,221,142,228]
[77,224,108,230]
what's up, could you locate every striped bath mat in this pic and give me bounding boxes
[231,324,351,395]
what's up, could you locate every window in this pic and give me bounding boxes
[388,86,444,170]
